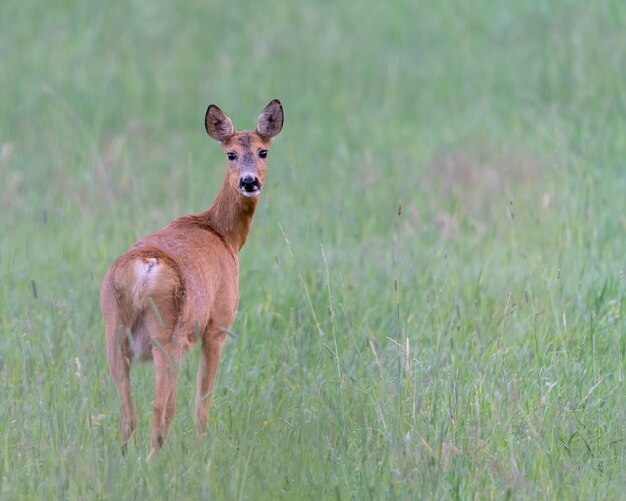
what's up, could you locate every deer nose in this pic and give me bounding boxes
[239,175,261,193]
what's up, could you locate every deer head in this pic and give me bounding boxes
[205,99,284,198]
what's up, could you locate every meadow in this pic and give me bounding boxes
[1,0,625,498]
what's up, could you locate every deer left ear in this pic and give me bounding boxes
[256,99,284,139]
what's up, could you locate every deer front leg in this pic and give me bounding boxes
[195,334,225,436]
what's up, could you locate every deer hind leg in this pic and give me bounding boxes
[127,256,183,455]
[164,386,177,437]
[150,333,181,453]
[195,332,226,436]
[144,290,181,454]
[105,319,137,451]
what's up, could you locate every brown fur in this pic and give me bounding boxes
[100,100,283,454]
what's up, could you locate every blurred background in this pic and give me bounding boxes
[1,0,625,498]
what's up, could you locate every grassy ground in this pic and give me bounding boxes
[1,0,625,498]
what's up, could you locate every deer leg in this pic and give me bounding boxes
[195,334,225,436]
[105,323,137,452]
[150,335,181,453]
[162,385,177,439]
[159,330,180,440]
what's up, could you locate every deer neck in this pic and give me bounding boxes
[202,178,259,253]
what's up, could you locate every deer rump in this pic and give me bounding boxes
[101,217,239,361]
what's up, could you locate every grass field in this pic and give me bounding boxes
[2,0,626,498]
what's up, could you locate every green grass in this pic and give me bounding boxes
[1,0,626,498]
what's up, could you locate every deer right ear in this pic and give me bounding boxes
[257,99,284,139]
[205,105,234,142]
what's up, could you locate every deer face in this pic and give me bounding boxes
[205,100,284,198]
[220,132,270,197]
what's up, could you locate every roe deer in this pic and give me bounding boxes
[100,100,284,454]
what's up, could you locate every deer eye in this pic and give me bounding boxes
[227,152,238,161]
[259,150,268,159]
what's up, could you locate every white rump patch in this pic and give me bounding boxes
[137,257,157,279]
[132,257,159,306]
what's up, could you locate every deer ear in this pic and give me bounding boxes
[256,99,284,139]
[205,105,234,142]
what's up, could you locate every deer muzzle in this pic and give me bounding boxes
[239,175,261,197]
